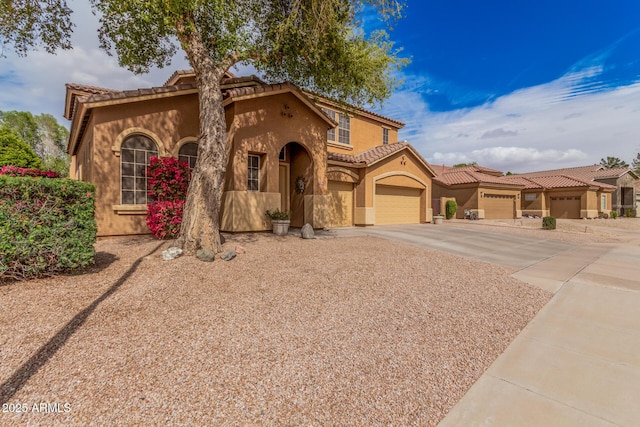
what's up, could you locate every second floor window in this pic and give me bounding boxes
[382,128,389,145]
[323,108,350,145]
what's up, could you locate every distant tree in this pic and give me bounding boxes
[0,126,42,168]
[505,171,513,176]
[0,110,70,176]
[600,156,629,169]
[452,162,478,168]
[0,111,39,149]
[632,153,640,175]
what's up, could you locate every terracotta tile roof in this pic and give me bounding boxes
[432,164,504,177]
[502,175,543,189]
[223,82,298,100]
[327,142,430,168]
[590,167,637,179]
[520,175,616,190]
[78,84,197,104]
[518,164,603,178]
[434,170,523,187]
[65,83,118,95]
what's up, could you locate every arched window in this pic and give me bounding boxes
[178,142,198,170]
[120,134,158,205]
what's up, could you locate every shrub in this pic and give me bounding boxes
[0,165,59,178]
[611,210,618,219]
[147,156,190,202]
[626,209,634,218]
[146,157,191,239]
[542,216,556,230]
[146,200,185,240]
[445,200,457,219]
[265,209,291,220]
[0,175,96,281]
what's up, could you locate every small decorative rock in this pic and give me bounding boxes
[162,247,183,261]
[196,249,215,262]
[220,249,237,261]
[301,223,315,239]
[235,245,246,254]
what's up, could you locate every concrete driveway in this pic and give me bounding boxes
[329,223,640,426]
[340,223,578,269]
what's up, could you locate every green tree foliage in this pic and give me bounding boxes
[0,126,42,168]
[600,156,629,169]
[0,0,74,56]
[452,162,477,168]
[0,110,70,176]
[3,0,409,253]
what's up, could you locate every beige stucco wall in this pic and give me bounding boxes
[224,92,330,228]
[325,111,399,155]
[83,93,200,236]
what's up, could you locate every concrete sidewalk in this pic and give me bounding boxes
[438,239,640,426]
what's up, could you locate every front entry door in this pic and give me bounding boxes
[279,164,290,212]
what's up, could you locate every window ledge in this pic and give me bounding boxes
[328,141,353,150]
[113,204,148,215]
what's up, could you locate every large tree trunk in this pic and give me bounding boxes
[176,24,228,254]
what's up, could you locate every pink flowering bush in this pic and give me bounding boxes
[146,157,191,239]
[146,200,185,240]
[0,165,59,178]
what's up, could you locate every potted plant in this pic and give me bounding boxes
[265,209,291,235]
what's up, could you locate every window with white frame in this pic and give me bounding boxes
[601,194,607,211]
[322,108,350,144]
[338,113,350,144]
[120,135,158,205]
[322,108,336,142]
[382,128,389,145]
[248,154,260,191]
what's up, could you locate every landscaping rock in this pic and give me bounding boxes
[196,249,215,262]
[220,233,226,244]
[220,249,237,261]
[235,245,246,254]
[162,247,183,261]
[301,223,315,239]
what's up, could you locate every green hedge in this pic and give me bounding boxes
[0,176,96,281]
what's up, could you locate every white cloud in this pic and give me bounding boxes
[381,67,640,172]
[0,1,190,124]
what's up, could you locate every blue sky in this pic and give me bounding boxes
[1,0,639,172]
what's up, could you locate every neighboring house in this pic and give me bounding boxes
[516,165,637,217]
[504,175,614,219]
[431,164,616,219]
[64,70,435,236]
[431,165,524,219]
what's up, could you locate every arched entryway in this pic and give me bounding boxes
[278,142,313,227]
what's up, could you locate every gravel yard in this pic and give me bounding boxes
[2,233,552,426]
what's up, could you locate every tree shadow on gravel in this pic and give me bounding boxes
[0,242,164,405]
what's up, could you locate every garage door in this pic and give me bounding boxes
[375,185,421,225]
[327,181,353,227]
[550,196,581,218]
[484,194,515,219]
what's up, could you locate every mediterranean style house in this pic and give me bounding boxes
[432,164,618,219]
[64,70,436,237]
